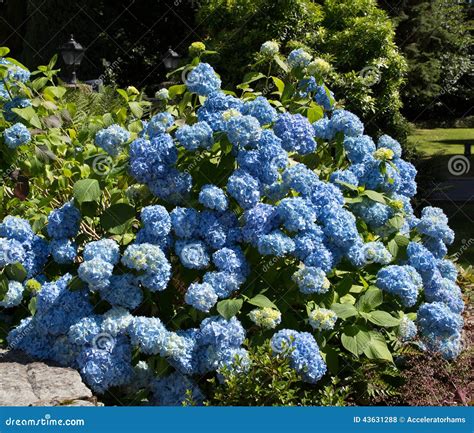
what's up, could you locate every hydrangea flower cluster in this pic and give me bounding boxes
[3,50,465,403]
[94,124,130,156]
[3,122,31,149]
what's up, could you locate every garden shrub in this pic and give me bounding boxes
[0,43,466,405]
[197,0,408,142]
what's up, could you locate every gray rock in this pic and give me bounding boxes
[0,350,99,406]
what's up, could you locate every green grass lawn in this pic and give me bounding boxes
[408,128,474,157]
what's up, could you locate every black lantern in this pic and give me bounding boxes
[162,47,181,71]
[59,35,85,84]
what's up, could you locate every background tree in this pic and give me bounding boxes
[197,0,408,141]
[380,0,473,122]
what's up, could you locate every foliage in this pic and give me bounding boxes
[0,44,466,405]
[381,0,473,121]
[197,0,408,141]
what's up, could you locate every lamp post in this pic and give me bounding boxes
[59,35,85,85]
[162,47,181,72]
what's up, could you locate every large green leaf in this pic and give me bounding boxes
[217,299,243,320]
[100,203,136,235]
[368,311,401,327]
[341,326,371,356]
[5,263,27,282]
[0,275,9,301]
[247,294,277,310]
[356,287,383,312]
[363,190,386,204]
[331,303,358,320]
[73,179,101,204]
[363,331,393,362]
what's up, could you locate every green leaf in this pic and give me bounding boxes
[331,303,358,319]
[363,331,393,362]
[387,239,398,258]
[273,55,289,73]
[0,47,11,57]
[116,88,129,101]
[341,326,371,356]
[68,276,86,292]
[307,106,323,123]
[217,299,243,320]
[321,346,339,374]
[100,203,136,235]
[368,311,401,327]
[337,181,358,191]
[43,86,67,100]
[28,296,37,315]
[363,190,386,204]
[271,76,285,95]
[356,287,383,312]
[388,215,405,230]
[5,263,27,282]
[0,275,9,301]
[394,235,410,247]
[129,102,143,118]
[168,84,187,99]
[12,106,42,129]
[335,275,353,296]
[73,179,101,204]
[247,294,277,310]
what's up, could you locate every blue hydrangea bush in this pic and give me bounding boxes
[0,42,466,405]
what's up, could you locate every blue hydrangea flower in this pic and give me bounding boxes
[274,113,316,154]
[343,135,375,164]
[199,316,245,349]
[47,201,81,239]
[197,211,227,249]
[4,123,31,149]
[314,85,334,111]
[0,237,26,267]
[83,239,120,265]
[417,207,454,245]
[0,215,34,243]
[212,247,247,273]
[319,207,359,249]
[128,316,167,355]
[376,265,422,307]
[313,117,334,140]
[148,169,192,204]
[199,184,228,212]
[95,124,130,156]
[242,204,278,245]
[170,207,199,238]
[407,242,438,280]
[351,200,393,228]
[241,96,278,125]
[68,316,102,345]
[78,258,114,290]
[203,271,241,299]
[394,158,417,197]
[176,121,214,150]
[50,238,77,264]
[283,163,320,196]
[146,112,174,137]
[260,41,279,56]
[197,92,243,132]
[417,302,463,338]
[176,240,210,270]
[3,97,31,122]
[141,205,171,238]
[271,329,326,384]
[100,274,143,310]
[348,241,392,267]
[185,282,218,312]
[257,230,295,257]
[292,266,330,295]
[437,259,458,281]
[329,109,364,137]
[424,277,464,314]
[277,197,316,232]
[330,169,359,190]
[152,372,203,406]
[227,169,261,209]
[186,63,221,96]
[287,49,312,69]
[0,280,24,308]
[226,115,262,148]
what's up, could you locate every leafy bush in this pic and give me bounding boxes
[0,44,466,405]
[197,0,408,142]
